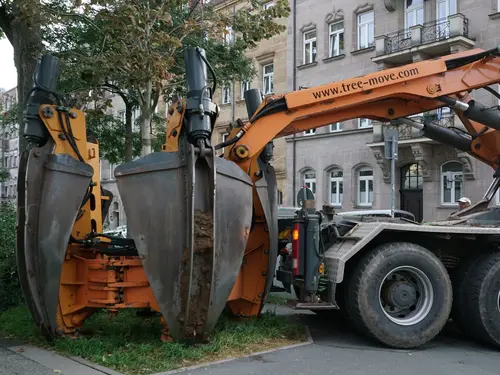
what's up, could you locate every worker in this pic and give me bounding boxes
[457,197,471,210]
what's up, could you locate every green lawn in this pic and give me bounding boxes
[265,294,289,305]
[0,304,306,375]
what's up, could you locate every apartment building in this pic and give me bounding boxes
[286,0,500,221]
[0,87,19,203]
[210,0,288,204]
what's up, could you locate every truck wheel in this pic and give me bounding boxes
[458,251,500,348]
[345,242,452,349]
[450,252,493,340]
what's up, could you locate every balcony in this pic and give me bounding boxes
[372,14,475,65]
[367,112,469,183]
[380,112,456,142]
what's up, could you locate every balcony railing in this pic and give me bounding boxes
[382,113,455,141]
[385,30,411,54]
[376,13,470,56]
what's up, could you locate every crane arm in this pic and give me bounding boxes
[220,47,500,171]
[158,45,500,323]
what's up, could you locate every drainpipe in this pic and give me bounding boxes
[292,0,297,206]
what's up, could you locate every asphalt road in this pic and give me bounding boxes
[0,347,54,375]
[168,307,500,375]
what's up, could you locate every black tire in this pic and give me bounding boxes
[345,242,452,349]
[450,252,493,340]
[458,251,500,349]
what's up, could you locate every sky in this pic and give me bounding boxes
[0,38,17,91]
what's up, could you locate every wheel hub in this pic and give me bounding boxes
[383,281,417,309]
[378,266,434,326]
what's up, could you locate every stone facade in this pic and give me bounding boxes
[0,87,19,203]
[211,0,288,204]
[285,0,500,221]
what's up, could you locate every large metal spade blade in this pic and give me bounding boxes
[16,140,93,339]
[114,146,253,341]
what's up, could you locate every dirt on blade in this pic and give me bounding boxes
[178,210,213,340]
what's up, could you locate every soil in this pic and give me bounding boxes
[177,210,214,340]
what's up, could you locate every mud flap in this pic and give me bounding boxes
[114,145,253,341]
[255,159,279,306]
[16,141,93,339]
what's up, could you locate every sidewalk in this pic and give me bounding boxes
[0,339,123,375]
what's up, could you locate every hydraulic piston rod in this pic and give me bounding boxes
[396,117,472,151]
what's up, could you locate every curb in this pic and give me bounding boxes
[150,325,314,375]
[70,356,124,375]
[0,340,124,375]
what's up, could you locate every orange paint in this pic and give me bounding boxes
[164,101,186,152]
[33,46,500,339]
[38,105,164,336]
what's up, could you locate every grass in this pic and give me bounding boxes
[266,294,289,305]
[0,304,307,375]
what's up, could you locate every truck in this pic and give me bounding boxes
[16,44,500,350]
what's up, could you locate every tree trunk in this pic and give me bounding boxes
[125,102,133,162]
[9,2,44,155]
[140,81,152,156]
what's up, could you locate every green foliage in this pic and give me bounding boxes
[45,0,290,154]
[1,102,19,134]
[85,109,141,164]
[151,112,167,152]
[0,202,23,311]
[0,305,306,375]
[0,167,9,182]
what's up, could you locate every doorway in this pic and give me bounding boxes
[400,163,423,222]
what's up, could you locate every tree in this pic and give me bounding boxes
[50,0,290,156]
[0,1,45,154]
[85,108,142,164]
[0,201,22,310]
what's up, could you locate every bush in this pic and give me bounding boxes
[0,202,22,311]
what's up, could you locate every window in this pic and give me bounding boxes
[358,118,372,128]
[329,169,343,206]
[401,163,423,190]
[118,110,125,123]
[404,0,424,31]
[241,81,250,100]
[436,0,457,20]
[330,122,343,132]
[304,129,316,136]
[357,10,374,49]
[109,163,116,180]
[264,1,274,9]
[329,21,344,57]
[223,26,234,45]
[303,171,316,194]
[132,109,140,132]
[436,0,456,39]
[303,29,317,64]
[441,161,463,205]
[358,168,373,206]
[222,84,231,104]
[263,63,274,95]
[221,132,229,154]
[278,190,283,205]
